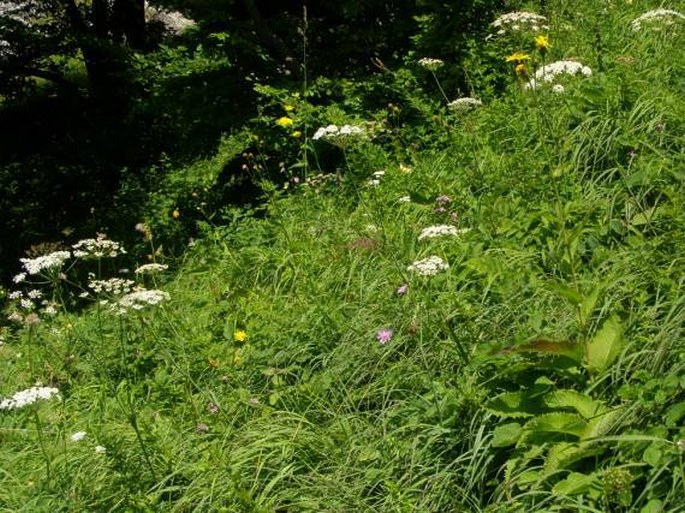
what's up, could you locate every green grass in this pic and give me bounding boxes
[2,1,685,511]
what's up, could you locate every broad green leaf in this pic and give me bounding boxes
[579,285,601,327]
[549,283,583,305]
[492,422,522,447]
[502,338,584,363]
[641,499,664,513]
[552,472,598,496]
[582,407,622,440]
[544,390,606,420]
[520,413,587,444]
[544,442,603,474]
[484,390,547,418]
[642,444,663,467]
[585,315,623,374]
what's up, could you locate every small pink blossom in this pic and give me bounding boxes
[376,329,393,344]
[396,284,408,296]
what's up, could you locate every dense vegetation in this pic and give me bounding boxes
[2,0,685,511]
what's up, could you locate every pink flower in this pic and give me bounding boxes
[376,329,393,344]
[396,284,408,295]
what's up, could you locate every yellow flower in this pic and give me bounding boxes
[515,63,527,76]
[172,208,180,219]
[535,35,550,51]
[233,329,247,343]
[276,116,294,127]
[284,104,295,112]
[505,51,531,63]
[291,130,302,138]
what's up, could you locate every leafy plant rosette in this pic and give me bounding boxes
[483,312,629,500]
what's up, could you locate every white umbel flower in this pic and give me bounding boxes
[407,255,449,276]
[418,225,470,240]
[448,97,483,112]
[134,263,169,274]
[20,251,70,275]
[70,431,87,442]
[490,11,549,36]
[0,386,60,410]
[114,289,170,315]
[72,234,126,259]
[418,57,445,71]
[525,60,592,90]
[631,9,685,31]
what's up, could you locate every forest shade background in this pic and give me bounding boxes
[0,0,507,283]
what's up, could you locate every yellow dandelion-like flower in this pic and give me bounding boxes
[291,130,302,138]
[284,104,295,112]
[276,116,294,127]
[172,208,180,219]
[505,51,531,63]
[535,35,550,51]
[515,63,527,76]
[233,329,247,343]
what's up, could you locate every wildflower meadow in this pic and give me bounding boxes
[1,0,685,511]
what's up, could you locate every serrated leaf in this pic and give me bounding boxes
[544,442,602,474]
[492,422,522,447]
[544,390,606,420]
[520,412,587,444]
[501,338,584,363]
[552,472,598,496]
[484,390,546,418]
[585,315,623,374]
[582,407,622,440]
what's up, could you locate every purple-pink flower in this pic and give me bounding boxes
[396,284,409,296]
[377,329,393,344]
[435,195,452,205]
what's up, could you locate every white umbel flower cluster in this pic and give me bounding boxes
[88,278,137,295]
[114,289,170,315]
[0,386,60,410]
[145,1,196,34]
[72,234,126,259]
[448,97,483,112]
[313,124,367,149]
[631,9,685,31]
[525,60,592,90]
[134,263,169,274]
[490,11,549,36]
[418,57,445,71]
[407,255,449,276]
[418,225,469,240]
[20,251,70,275]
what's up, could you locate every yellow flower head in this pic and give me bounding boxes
[505,51,531,63]
[284,104,295,112]
[535,35,550,51]
[172,208,180,219]
[291,130,302,138]
[233,329,247,343]
[276,116,294,127]
[515,63,527,76]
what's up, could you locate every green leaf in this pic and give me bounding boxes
[520,413,587,444]
[585,315,623,374]
[642,444,663,467]
[552,472,598,496]
[484,390,547,418]
[502,338,584,364]
[641,499,663,513]
[492,422,523,447]
[544,390,606,420]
